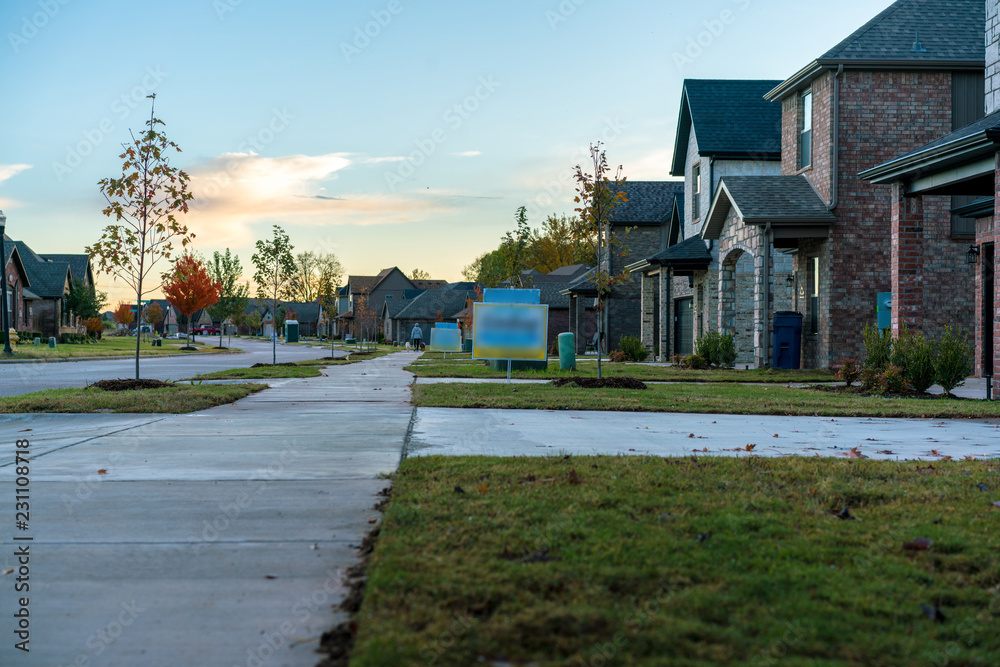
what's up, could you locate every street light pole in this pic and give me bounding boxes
[0,211,13,356]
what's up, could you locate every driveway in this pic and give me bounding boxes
[0,351,418,666]
[0,339,346,397]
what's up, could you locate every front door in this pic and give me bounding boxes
[675,297,694,356]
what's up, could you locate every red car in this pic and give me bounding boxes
[191,325,221,335]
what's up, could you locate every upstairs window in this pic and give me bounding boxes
[692,163,701,220]
[799,90,813,170]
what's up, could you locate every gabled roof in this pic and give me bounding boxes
[670,79,783,176]
[3,238,30,288]
[381,296,411,319]
[767,0,985,101]
[547,264,590,277]
[703,176,836,240]
[627,236,713,275]
[15,240,70,298]
[40,254,92,286]
[395,289,477,321]
[560,269,598,297]
[609,181,684,226]
[347,275,379,294]
[281,301,320,322]
[411,279,448,290]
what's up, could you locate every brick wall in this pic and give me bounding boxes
[607,226,661,350]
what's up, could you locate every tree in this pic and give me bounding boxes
[83,317,104,339]
[461,249,507,288]
[207,249,250,348]
[112,302,134,330]
[410,268,431,281]
[161,254,222,348]
[317,273,338,349]
[498,206,533,286]
[66,280,108,321]
[530,214,596,273]
[288,251,344,302]
[87,94,194,379]
[245,310,262,336]
[252,225,296,365]
[572,143,629,379]
[143,302,164,338]
[355,288,378,352]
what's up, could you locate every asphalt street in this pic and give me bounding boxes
[0,338,346,397]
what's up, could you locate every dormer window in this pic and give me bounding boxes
[692,163,701,220]
[799,90,813,170]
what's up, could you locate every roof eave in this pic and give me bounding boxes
[700,150,781,161]
[669,88,694,177]
[743,216,837,225]
[766,59,985,101]
[765,61,824,101]
[626,259,652,273]
[861,134,997,184]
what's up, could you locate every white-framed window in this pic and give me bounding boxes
[692,163,701,220]
[799,90,813,170]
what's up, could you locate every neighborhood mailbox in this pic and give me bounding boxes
[472,302,548,361]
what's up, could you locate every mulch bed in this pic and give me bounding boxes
[552,376,648,390]
[91,379,177,392]
[250,362,299,368]
[807,384,967,400]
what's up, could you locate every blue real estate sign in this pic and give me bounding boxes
[429,326,463,352]
[472,302,548,361]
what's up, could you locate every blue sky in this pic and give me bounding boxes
[1,0,894,301]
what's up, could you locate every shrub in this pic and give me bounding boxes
[901,333,936,393]
[859,367,882,394]
[682,353,708,370]
[619,335,649,363]
[881,364,908,395]
[608,349,628,363]
[935,326,973,396]
[16,330,43,341]
[60,333,89,344]
[695,331,737,368]
[836,358,861,386]
[862,322,892,373]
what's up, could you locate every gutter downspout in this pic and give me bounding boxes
[828,64,843,211]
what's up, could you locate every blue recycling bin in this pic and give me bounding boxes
[772,311,803,370]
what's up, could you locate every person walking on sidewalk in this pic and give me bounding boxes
[410,324,423,350]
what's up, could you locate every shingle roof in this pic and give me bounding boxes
[818,0,983,63]
[15,240,70,298]
[547,264,590,277]
[282,301,320,322]
[671,80,783,175]
[382,296,411,319]
[561,269,599,296]
[647,236,713,266]
[40,254,91,286]
[440,282,481,292]
[348,275,379,294]
[537,281,573,309]
[609,181,684,226]
[704,176,835,239]
[411,279,448,290]
[395,289,476,321]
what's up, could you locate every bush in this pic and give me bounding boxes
[60,333,91,344]
[619,335,649,363]
[608,349,628,363]
[859,367,882,394]
[16,330,43,341]
[862,322,892,373]
[836,358,861,386]
[682,354,708,370]
[695,331,737,368]
[935,326,973,396]
[881,364,908,395]
[900,333,936,393]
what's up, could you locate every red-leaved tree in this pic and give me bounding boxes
[113,302,135,331]
[162,254,222,348]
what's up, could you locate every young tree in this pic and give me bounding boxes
[572,142,629,379]
[252,225,296,365]
[161,254,222,348]
[288,251,344,302]
[143,302,164,337]
[84,317,104,340]
[87,94,194,379]
[207,249,250,348]
[410,268,431,281]
[245,310,262,336]
[112,302,135,331]
[530,214,596,273]
[355,289,378,352]
[499,206,533,286]
[67,280,108,321]
[316,273,338,351]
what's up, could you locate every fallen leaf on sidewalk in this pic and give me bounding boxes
[877,450,895,455]
[98,469,107,475]
[745,444,756,452]
[2,568,13,576]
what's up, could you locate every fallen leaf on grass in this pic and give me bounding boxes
[977,483,989,492]
[476,483,488,495]
[522,549,560,564]
[843,447,867,459]
[697,532,712,543]
[904,538,933,551]
[921,604,946,623]
[991,501,1000,509]
[567,470,583,485]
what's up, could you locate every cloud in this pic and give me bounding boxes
[361,156,408,164]
[0,164,32,184]
[452,151,482,157]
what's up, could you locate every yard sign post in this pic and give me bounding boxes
[473,289,548,385]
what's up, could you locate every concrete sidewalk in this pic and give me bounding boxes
[0,351,420,667]
[408,408,1000,460]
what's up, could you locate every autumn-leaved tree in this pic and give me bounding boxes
[355,288,379,352]
[572,142,629,379]
[112,302,135,330]
[288,251,344,302]
[317,273,338,351]
[161,254,222,348]
[87,94,194,379]
[410,268,431,281]
[207,249,250,348]
[143,302,164,335]
[252,225,296,365]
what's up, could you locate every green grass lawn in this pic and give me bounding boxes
[407,356,837,383]
[413,382,1000,419]
[348,455,1000,666]
[3,336,239,360]
[191,348,401,380]
[0,383,266,413]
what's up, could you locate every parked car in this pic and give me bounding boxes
[191,325,221,335]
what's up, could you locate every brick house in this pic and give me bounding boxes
[702,0,983,368]
[628,79,783,361]
[337,267,446,338]
[862,0,1000,395]
[562,181,683,354]
[2,236,32,332]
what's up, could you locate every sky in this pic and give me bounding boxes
[0,0,895,303]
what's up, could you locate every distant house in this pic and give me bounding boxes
[14,240,75,338]
[2,236,32,333]
[392,288,479,345]
[281,301,321,336]
[337,267,446,338]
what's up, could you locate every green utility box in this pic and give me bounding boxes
[285,320,299,343]
[48,337,57,348]
[558,332,576,371]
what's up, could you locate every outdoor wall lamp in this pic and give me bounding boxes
[966,245,981,265]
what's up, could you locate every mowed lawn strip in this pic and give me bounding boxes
[413,382,1000,419]
[3,336,240,360]
[0,384,267,413]
[407,356,837,383]
[349,456,1000,667]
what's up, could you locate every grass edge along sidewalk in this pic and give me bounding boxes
[0,383,266,413]
[342,455,1000,666]
[190,348,402,380]
[2,337,242,360]
[412,382,1000,419]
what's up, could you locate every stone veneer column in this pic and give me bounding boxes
[659,269,671,361]
[752,238,768,368]
[640,272,655,352]
[890,181,925,334]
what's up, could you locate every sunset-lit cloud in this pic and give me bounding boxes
[0,164,32,183]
